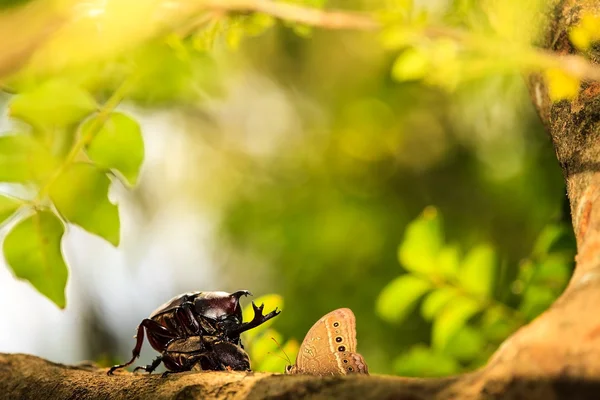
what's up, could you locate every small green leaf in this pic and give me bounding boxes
[9,79,97,128]
[3,211,68,308]
[534,256,570,288]
[393,344,460,377]
[437,244,460,280]
[241,293,283,342]
[532,225,566,258]
[481,308,517,342]
[458,244,496,298]
[0,194,23,223]
[0,134,57,183]
[376,274,432,324]
[443,326,485,362]
[391,47,430,82]
[398,206,444,275]
[84,112,145,186]
[421,287,458,321]
[49,163,120,246]
[519,285,557,321]
[432,296,481,351]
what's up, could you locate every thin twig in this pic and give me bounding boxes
[202,0,379,31]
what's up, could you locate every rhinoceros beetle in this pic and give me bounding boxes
[135,335,251,377]
[107,290,280,375]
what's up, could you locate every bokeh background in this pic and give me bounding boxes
[0,0,575,376]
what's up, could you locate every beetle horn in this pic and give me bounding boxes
[232,290,252,299]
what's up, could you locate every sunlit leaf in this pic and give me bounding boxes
[49,163,119,246]
[437,244,460,280]
[0,134,57,183]
[3,210,68,308]
[398,206,443,275]
[569,14,600,50]
[9,79,97,128]
[241,293,284,342]
[84,112,144,186]
[421,287,458,321]
[376,274,432,323]
[432,296,481,350]
[254,337,299,373]
[393,344,460,377]
[443,325,485,362]
[0,193,23,223]
[458,244,496,298]
[391,47,429,82]
[545,68,580,101]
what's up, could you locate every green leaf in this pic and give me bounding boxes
[250,334,299,373]
[443,325,485,362]
[9,79,97,128]
[393,344,460,377]
[391,47,430,82]
[84,112,145,186]
[49,163,120,246]
[399,206,444,275]
[0,134,57,183]
[3,211,68,308]
[437,244,460,280]
[532,225,566,258]
[421,287,458,321]
[0,194,23,223]
[432,296,481,351]
[481,308,517,342]
[519,285,557,321]
[376,274,432,323]
[533,256,570,288]
[241,293,283,342]
[458,244,496,298]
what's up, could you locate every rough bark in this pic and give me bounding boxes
[3,0,600,399]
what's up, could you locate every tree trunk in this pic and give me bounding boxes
[2,0,600,399]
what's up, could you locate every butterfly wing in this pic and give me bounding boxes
[289,308,369,376]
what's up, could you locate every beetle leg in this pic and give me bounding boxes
[133,355,163,374]
[107,319,174,376]
[174,303,201,336]
[225,302,281,337]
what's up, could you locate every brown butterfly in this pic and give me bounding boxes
[285,308,369,376]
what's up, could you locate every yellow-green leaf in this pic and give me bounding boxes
[0,134,57,183]
[458,244,496,298]
[398,206,443,275]
[241,293,283,342]
[545,68,580,101]
[9,79,97,128]
[437,244,460,280]
[376,274,432,323]
[391,47,429,82]
[421,287,457,321]
[84,112,145,186]
[49,163,120,246]
[0,194,22,223]
[3,211,68,308]
[432,296,481,350]
[393,344,459,377]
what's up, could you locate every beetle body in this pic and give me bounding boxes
[107,290,280,375]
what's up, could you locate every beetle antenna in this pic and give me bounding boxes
[270,337,292,365]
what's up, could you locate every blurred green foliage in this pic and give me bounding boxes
[376,207,573,376]
[0,0,583,376]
